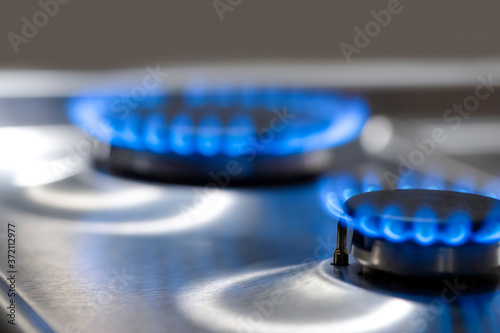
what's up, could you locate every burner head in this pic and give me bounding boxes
[343,189,500,276]
[68,88,368,184]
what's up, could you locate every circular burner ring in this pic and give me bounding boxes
[94,144,334,185]
[342,189,500,276]
[68,88,369,184]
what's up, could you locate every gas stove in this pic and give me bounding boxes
[1,62,500,333]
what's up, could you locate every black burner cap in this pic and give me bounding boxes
[344,189,500,227]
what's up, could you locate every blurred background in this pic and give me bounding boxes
[2,0,500,120]
[1,0,500,69]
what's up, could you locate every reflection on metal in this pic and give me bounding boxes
[25,182,164,211]
[177,261,415,333]
[13,172,235,235]
[0,125,86,187]
[72,192,234,235]
[360,115,393,155]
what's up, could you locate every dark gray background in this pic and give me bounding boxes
[1,0,499,69]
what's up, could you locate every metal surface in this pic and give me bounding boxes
[0,146,389,333]
[0,125,499,333]
[332,257,500,333]
[2,65,500,332]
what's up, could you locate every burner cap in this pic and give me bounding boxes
[342,189,500,276]
[344,189,499,227]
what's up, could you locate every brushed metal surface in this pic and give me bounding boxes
[0,125,499,333]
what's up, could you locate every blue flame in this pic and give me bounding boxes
[120,114,144,151]
[170,113,195,156]
[263,85,285,110]
[397,173,419,190]
[68,86,369,158]
[362,171,382,193]
[338,174,359,202]
[381,205,409,242]
[239,84,260,109]
[440,211,471,246]
[184,79,207,108]
[145,113,169,153]
[413,207,438,246]
[197,115,223,156]
[320,171,500,246]
[451,175,475,194]
[474,206,500,244]
[357,205,380,237]
[213,81,235,107]
[318,174,356,226]
[422,169,445,190]
[480,179,500,199]
[224,114,255,156]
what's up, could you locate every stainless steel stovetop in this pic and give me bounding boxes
[1,62,500,333]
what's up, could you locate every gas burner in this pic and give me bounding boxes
[321,172,500,276]
[334,189,500,276]
[67,86,368,183]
